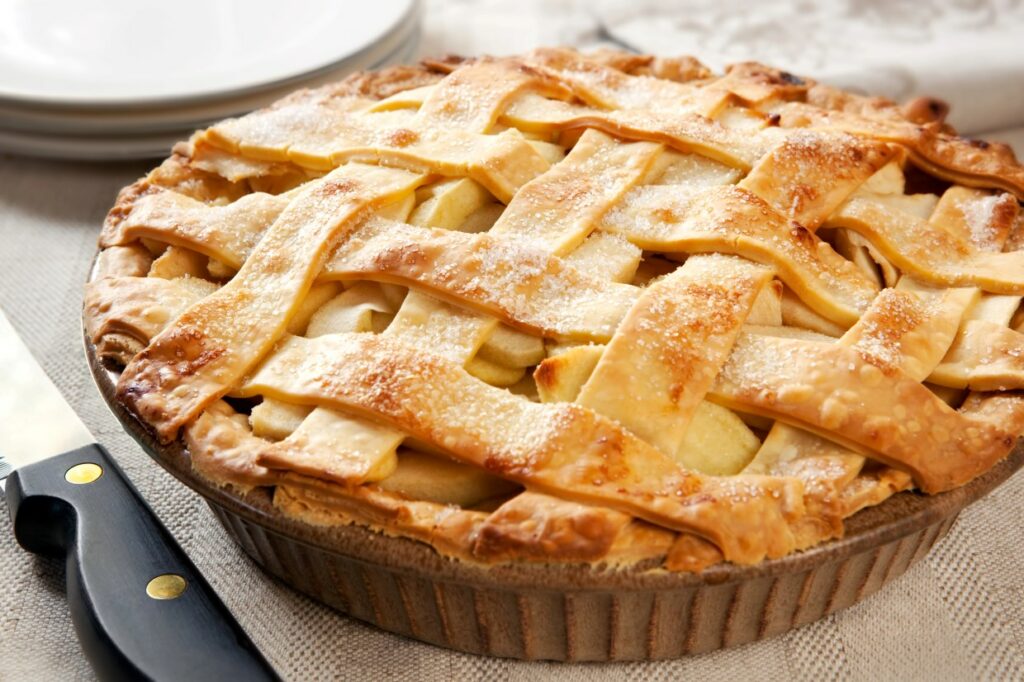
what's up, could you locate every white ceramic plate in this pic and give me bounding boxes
[0,8,420,135]
[0,0,416,107]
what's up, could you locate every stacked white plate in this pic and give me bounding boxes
[0,0,420,160]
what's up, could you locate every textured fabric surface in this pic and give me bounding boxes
[2,2,1024,679]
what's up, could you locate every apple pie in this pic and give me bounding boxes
[85,48,1024,571]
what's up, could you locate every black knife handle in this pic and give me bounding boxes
[6,443,278,681]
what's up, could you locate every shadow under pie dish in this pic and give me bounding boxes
[84,47,1024,659]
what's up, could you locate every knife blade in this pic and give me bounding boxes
[0,310,278,681]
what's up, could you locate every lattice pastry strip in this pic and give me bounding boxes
[923,191,1024,391]
[710,329,1016,493]
[575,254,771,457]
[931,296,1024,390]
[101,186,290,270]
[827,195,1024,293]
[773,100,1024,196]
[744,281,979,501]
[736,131,895,230]
[487,129,662,252]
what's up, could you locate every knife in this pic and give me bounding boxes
[0,310,278,681]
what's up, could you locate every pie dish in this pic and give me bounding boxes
[84,48,1024,657]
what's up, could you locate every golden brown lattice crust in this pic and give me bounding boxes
[87,47,1024,571]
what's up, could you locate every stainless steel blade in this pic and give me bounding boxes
[0,309,93,483]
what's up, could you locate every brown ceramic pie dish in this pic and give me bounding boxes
[86,324,1024,660]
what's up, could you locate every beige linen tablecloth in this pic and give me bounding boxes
[3,3,1024,679]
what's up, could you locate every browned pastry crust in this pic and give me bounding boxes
[85,47,1024,572]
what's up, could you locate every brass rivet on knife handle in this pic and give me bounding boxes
[146,574,188,600]
[65,463,103,485]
